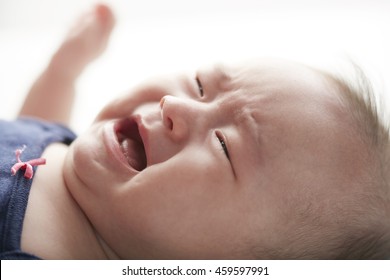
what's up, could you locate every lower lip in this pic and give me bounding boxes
[102,121,139,174]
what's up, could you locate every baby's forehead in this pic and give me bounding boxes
[200,58,321,88]
[199,58,334,102]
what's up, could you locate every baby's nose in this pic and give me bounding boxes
[160,96,199,142]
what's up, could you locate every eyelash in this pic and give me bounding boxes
[195,76,204,97]
[215,131,230,160]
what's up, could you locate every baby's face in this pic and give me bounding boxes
[64,58,361,259]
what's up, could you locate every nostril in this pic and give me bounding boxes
[166,117,173,130]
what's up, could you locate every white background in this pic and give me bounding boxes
[1,0,390,133]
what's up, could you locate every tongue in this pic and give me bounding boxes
[120,138,146,171]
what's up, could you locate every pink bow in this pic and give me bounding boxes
[11,146,46,180]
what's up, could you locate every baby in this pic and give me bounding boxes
[1,4,389,260]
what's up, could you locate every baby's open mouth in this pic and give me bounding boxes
[114,118,147,171]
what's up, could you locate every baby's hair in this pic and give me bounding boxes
[324,62,390,259]
[302,61,390,259]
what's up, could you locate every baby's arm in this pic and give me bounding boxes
[19,4,115,126]
[18,60,76,125]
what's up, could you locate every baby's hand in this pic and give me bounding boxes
[19,4,116,125]
[51,4,116,79]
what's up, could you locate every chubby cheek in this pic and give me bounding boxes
[71,134,100,181]
[107,153,234,257]
[65,129,134,223]
[116,163,216,224]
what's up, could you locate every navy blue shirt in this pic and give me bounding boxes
[0,118,76,259]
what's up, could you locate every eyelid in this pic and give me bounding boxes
[215,130,230,160]
[215,130,236,178]
[195,76,204,97]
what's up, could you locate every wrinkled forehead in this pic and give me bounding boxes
[206,58,331,94]
[199,58,344,117]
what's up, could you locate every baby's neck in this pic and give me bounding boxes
[20,143,111,259]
